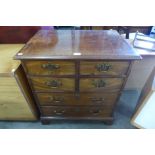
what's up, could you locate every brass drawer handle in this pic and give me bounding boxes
[92,79,106,88]
[49,96,64,103]
[91,97,105,103]
[45,80,62,88]
[42,63,60,70]
[95,63,112,72]
[54,110,65,115]
[90,109,101,115]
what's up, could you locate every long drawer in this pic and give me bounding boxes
[24,60,75,75]
[36,93,119,106]
[40,106,113,117]
[80,61,129,76]
[30,77,75,92]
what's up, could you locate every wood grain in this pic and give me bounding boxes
[24,60,75,75]
[14,30,140,124]
[0,65,38,120]
[80,61,129,76]
[0,44,39,120]
[0,44,24,76]
[14,30,141,60]
[14,65,39,119]
[30,77,75,92]
[40,105,113,117]
[36,92,118,106]
[80,78,124,92]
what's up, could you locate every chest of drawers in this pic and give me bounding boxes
[14,30,141,125]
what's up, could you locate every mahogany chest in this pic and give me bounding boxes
[14,30,141,125]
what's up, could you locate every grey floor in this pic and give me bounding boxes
[0,90,140,129]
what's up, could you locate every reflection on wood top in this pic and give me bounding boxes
[14,30,141,60]
[0,44,25,76]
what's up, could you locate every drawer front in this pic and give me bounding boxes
[80,78,124,92]
[36,93,118,106]
[40,106,113,117]
[36,93,77,105]
[24,61,75,75]
[79,93,118,106]
[80,61,129,76]
[30,77,75,92]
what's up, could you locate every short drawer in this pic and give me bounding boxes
[80,78,124,92]
[36,93,118,106]
[24,60,75,75]
[30,77,75,92]
[80,61,129,76]
[40,106,113,117]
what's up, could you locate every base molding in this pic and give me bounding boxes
[40,116,114,125]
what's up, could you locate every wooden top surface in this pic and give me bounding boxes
[14,30,141,60]
[0,44,25,76]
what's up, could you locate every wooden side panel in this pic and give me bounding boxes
[0,44,24,76]
[0,65,38,120]
[0,77,19,92]
[14,65,39,119]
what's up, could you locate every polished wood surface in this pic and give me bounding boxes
[30,77,75,92]
[14,30,140,124]
[36,93,118,106]
[37,93,78,105]
[24,60,75,75]
[0,65,38,120]
[14,30,141,60]
[0,44,38,120]
[80,61,129,76]
[40,105,113,117]
[80,78,124,92]
[14,65,39,119]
